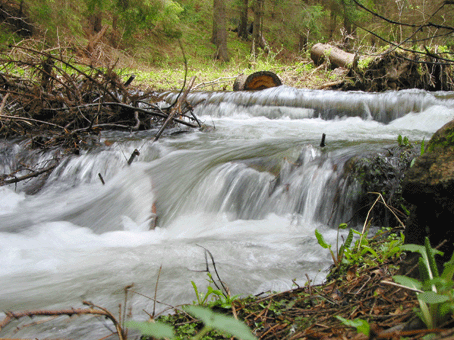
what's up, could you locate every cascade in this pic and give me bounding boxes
[1,87,453,338]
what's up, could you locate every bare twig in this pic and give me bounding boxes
[153,265,163,318]
[122,284,133,338]
[53,102,198,128]
[0,93,10,114]
[0,164,57,186]
[196,244,230,297]
[0,304,125,340]
[153,76,196,142]
[0,114,66,130]
[193,76,238,90]
[380,280,423,293]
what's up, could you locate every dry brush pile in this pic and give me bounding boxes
[0,46,201,154]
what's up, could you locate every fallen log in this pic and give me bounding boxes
[233,71,282,91]
[310,43,356,69]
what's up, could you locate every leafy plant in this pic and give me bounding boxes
[315,223,354,267]
[397,134,425,166]
[191,279,215,306]
[127,305,256,340]
[357,56,373,70]
[127,320,175,339]
[393,237,454,329]
[343,227,404,267]
[410,137,425,167]
[316,223,404,280]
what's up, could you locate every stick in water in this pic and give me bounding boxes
[127,149,140,165]
[320,133,326,147]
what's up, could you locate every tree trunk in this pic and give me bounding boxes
[252,0,264,56]
[211,2,217,44]
[310,43,356,69]
[329,8,337,40]
[341,0,356,50]
[237,0,249,40]
[212,0,229,61]
[118,0,129,10]
[298,33,308,52]
[88,12,103,34]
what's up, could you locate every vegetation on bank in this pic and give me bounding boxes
[124,223,454,340]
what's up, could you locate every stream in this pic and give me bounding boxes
[1,86,454,338]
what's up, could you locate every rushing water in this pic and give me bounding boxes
[1,86,454,338]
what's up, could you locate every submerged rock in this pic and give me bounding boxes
[343,145,417,229]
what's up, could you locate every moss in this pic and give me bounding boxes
[427,127,454,153]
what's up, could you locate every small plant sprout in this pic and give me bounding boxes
[336,316,370,336]
[191,275,240,309]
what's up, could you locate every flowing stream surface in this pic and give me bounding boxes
[1,86,454,338]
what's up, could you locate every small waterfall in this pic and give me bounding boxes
[0,141,157,233]
[163,86,451,123]
[153,144,361,228]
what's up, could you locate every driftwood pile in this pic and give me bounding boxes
[310,43,454,92]
[0,47,201,154]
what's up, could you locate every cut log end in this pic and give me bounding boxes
[233,71,282,91]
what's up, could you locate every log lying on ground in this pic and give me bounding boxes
[310,43,356,69]
[233,71,282,91]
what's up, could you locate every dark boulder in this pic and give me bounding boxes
[402,120,454,261]
[343,145,417,229]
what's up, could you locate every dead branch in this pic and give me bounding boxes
[0,163,57,186]
[193,75,238,90]
[87,25,109,55]
[0,93,10,114]
[153,76,196,142]
[0,46,202,153]
[0,114,66,130]
[0,303,125,340]
[52,102,199,128]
